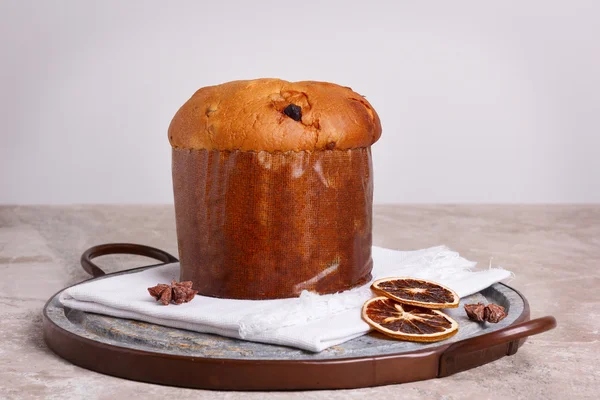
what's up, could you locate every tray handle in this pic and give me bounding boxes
[80,243,179,277]
[439,315,556,377]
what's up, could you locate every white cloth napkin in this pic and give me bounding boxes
[59,246,511,352]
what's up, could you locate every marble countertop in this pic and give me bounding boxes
[0,205,597,399]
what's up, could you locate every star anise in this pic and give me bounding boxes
[484,303,507,323]
[148,281,198,305]
[148,283,172,305]
[464,303,486,322]
[171,280,198,304]
[464,302,507,323]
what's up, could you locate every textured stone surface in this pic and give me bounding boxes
[0,205,598,399]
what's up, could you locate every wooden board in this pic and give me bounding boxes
[43,243,556,390]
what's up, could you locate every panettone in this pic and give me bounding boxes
[169,78,382,299]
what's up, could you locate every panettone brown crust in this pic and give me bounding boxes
[168,79,382,152]
[173,147,374,299]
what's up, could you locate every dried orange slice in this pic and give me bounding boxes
[371,277,459,309]
[362,296,458,342]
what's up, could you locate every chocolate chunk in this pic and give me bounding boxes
[283,104,302,121]
[326,142,336,150]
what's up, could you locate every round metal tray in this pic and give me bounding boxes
[43,243,556,390]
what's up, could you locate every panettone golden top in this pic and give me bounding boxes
[168,78,382,152]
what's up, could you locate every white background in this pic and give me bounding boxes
[1,0,599,204]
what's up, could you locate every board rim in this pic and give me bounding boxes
[43,263,534,390]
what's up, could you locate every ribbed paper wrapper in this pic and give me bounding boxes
[172,147,373,299]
